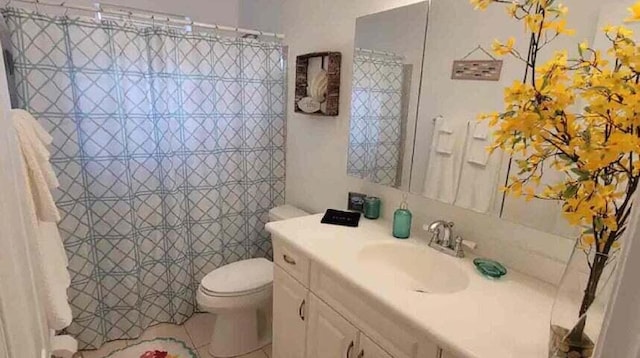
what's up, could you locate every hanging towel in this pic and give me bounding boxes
[12,109,60,222]
[467,121,492,166]
[11,109,72,330]
[37,222,73,330]
[423,117,467,204]
[472,120,490,139]
[455,121,503,213]
[435,119,455,154]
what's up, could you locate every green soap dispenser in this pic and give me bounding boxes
[392,195,412,239]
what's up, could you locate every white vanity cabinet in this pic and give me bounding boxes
[439,351,461,358]
[272,237,440,358]
[306,293,394,358]
[272,265,308,358]
[359,334,394,358]
[306,294,359,358]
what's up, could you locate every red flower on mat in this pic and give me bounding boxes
[140,350,168,358]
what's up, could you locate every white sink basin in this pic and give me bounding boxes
[357,242,470,294]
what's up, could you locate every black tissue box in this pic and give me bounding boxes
[321,209,361,227]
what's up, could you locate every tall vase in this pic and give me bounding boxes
[549,242,618,358]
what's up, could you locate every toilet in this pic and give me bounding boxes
[196,204,309,357]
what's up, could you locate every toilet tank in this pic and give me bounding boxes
[268,204,309,222]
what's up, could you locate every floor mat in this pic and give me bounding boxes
[103,338,197,358]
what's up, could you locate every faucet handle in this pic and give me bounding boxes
[453,237,477,258]
[460,238,477,250]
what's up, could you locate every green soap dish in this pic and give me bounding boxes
[473,258,507,279]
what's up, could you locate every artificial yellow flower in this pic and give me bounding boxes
[604,25,634,38]
[470,0,492,10]
[557,4,569,16]
[492,37,516,56]
[472,0,640,265]
[626,1,640,22]
[581,234,595,247]
[506,2,518,18]
[579,41,589,52]
[545,19,575,35]
[525,13,544,33]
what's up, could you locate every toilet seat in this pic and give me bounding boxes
[200,282,270,297]
[200,258,273,298]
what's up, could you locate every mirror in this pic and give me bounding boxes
[347,0,605,238]
[347,2,429,189]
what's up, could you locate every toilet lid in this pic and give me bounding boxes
[201,258,273,296]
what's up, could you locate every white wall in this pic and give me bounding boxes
[239,0,282,33]
[280,0,611,285]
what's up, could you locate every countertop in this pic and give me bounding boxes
[266,214,557,358]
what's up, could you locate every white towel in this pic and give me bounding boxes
[455,121,503,213]
[472,120,490,139]
[38,222,73,330]
[50,334,78,358]
[467,122,492,166]
[12,109,72,330]
[12,109,60,222]
[423,118,467,204]
[435,118,455,154]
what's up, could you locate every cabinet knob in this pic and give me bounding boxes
[298,299,306,321]
[357,349,364,358]
[283,254,296,265]
[346,341,354,358]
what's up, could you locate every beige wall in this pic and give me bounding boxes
[279,0,604,285]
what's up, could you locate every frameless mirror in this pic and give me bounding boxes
[346,2,429,189]
[346,0,605,239]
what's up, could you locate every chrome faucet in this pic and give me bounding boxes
[424,220,476,258]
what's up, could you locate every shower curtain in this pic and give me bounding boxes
[2,8,286,349]
[347,49,404,186]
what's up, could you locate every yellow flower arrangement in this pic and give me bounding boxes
[471,0,640,355]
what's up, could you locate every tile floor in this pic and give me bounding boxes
[79,313,272,358]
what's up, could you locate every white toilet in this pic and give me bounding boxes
[196,204,309,357]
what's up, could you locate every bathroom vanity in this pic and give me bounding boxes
[266,215,557,358]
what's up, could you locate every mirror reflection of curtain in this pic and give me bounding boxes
[348,49,405,186]
[2,7,286,349]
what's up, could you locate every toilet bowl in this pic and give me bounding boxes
[196,205,309,357]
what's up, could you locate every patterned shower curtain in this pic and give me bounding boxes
[2,8,286,348]
[347,49,404,186]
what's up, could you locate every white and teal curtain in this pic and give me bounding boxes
[348,49,404,186]
[2,8,286,349]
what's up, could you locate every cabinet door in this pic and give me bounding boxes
[357,334,393,358]
[306,293,359,358]
[273,265,308,358]
[440,351,459,358]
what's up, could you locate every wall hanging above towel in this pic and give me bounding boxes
[451,45,502,81]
